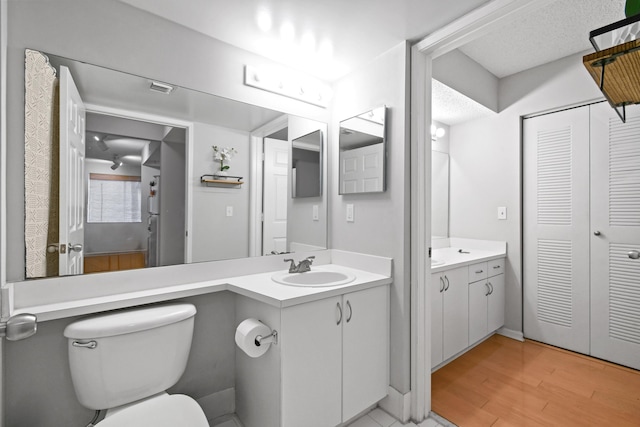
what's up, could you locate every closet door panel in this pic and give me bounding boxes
[523,107,590,354]
[590,103,640,370]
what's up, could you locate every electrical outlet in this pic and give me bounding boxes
[226,206,233,217]
[498,206,507,220]
[313,205,319,221]
[346,204,354,222]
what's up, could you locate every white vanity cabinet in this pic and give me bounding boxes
[468,259,505,345]
[280,285,389,427]
[431,266,469,368]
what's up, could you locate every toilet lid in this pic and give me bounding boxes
[97,394,209,427]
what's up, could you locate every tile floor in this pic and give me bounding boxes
[209,409,455,427]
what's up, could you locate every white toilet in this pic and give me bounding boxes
[63,303,209,426]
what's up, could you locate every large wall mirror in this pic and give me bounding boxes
[338,106,387,194]
[22,49,327,280]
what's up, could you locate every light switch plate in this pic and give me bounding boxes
[346,204,354,222]
[313,205,319,221]
[498,206,507,220]
[226,206,233,217]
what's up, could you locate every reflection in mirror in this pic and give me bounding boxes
[338,106,386,194]
[432,150,449,239]
[292,130,322,198]
[23,49,327,280]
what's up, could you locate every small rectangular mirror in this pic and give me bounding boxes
[291,130,322,198]
[339,106,387,194]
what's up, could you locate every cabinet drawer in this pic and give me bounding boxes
[488,258,505,277]
[468,262,488,283]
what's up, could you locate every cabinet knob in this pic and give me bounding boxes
[594,231,601,236]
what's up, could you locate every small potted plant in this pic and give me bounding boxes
[212,145,238,176]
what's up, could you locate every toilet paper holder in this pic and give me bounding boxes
[255,329,278,347]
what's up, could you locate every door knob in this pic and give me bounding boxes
[628,250,640,260]
[69,243,83,253]
[593,231,601,236]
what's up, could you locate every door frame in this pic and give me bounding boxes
[409,0,554,420]
[248,114,288,257]
[83,103,195,263]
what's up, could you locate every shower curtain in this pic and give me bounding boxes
[24,49,60,278]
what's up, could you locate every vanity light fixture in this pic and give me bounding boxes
[244,65,331,108]
[256,9,272,32]
[149,81,175,95]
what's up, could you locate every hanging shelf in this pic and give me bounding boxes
[200,174,244,187]
[583,14,640,122]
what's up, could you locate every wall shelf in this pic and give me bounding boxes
[584,14,640,123]
[200,174,244,187]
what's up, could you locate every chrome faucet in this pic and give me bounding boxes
[283,256,315,273]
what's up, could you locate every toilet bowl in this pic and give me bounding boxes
[63,304,208,426]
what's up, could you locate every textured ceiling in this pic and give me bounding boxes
[459,0,626,78]
[432,79,495,126]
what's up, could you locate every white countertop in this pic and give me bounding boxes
[10,251,392,322]
[431,238,506,273]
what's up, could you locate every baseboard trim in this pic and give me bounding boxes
[196,387,235,422]
[378,386,411,423]
[498,327,524,342]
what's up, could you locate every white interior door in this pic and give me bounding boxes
[59,65,86,275]
[590,103,640,370]
[523,106,590,355]
[262,138,289,255]
[340,143,384,193]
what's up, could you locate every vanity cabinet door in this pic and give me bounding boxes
[487,273,505,333]
[442,266,469,361]
[342,285,389,422]
[281,296,342,427]
[431,272,444,368]
[468,279,489,345]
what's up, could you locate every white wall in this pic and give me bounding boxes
[191,122,250,262]
[84,160,146,254]
[331,42,411,393]
[448,51,603,334]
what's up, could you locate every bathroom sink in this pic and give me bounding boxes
[431,259,445,267]
[272,269,355,287]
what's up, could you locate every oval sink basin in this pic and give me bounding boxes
[431,259,445,267]
[272,269,355,287]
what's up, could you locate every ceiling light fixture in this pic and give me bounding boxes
[149,81,175,95]
[93,134,109,152]
[431,124,446,140]
[110,155,123,170]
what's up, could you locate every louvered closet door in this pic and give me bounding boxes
[590,103,640,370]
[523,106,591,354]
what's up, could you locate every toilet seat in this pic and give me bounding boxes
[96,393,208,427]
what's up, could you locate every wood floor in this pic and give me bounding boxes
[431,334,640,426]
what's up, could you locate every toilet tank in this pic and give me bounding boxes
[63,304,197,410]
